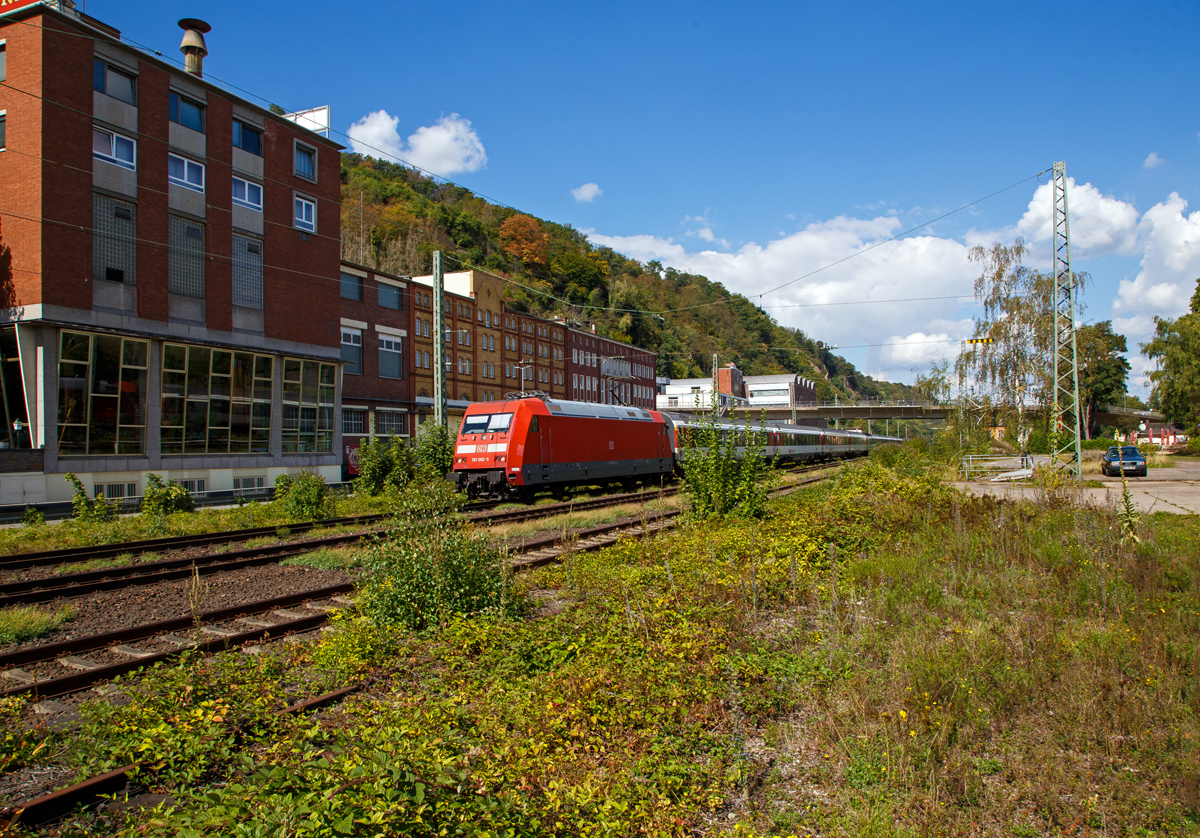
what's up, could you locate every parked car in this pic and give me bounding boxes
[1101,446,1147,477]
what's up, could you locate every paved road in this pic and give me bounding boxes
[953,458,1200,515]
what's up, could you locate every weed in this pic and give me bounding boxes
[279,546,359,570]
[55,553,136,575]
[273,472,330,521]
[141,473,195,515]
[0,604,74,644]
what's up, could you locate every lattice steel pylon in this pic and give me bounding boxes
[1051,162,1082,477]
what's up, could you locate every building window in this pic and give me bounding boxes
[376,411,405,436]
[234,476,266,491]
[341,328,363,375]
[168,153,204,192]
[169,91,204,132]
[378,283,402,310]
[232,176,262,210]
[92,127,135,169]
[232,119,261,155]
[93,194,136,285]
[95,482,138,500]
[57,331,149,456]
[379,336,402,379]
[168,217,205,297]
[342,408,366,435]
[282,358,335,453]
[93,59,136,105]
[294,196,315,231]
[232,235,263,309]
[294,143,316,180]
[178,479,206,495]
[0,112,5,151]
[161,344,273,455]
[0,42,6,83]
[340,271,363,301]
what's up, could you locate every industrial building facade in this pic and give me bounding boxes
[0,1,345,503]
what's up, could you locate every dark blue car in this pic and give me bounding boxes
[1101,446,1147,477]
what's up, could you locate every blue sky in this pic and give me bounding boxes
[90,0,1200,389]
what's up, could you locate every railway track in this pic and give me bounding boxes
[0,465,834,702]
[0,465,837,828]
[0,483,678,573]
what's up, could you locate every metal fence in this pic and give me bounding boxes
[960,455,1034,481]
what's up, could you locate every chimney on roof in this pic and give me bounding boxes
[178,18,211,78]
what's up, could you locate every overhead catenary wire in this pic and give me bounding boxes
[2,11,1043,347]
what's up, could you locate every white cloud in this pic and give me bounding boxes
[347,110,486,176]
[589,214,977,377]
[589,181,1200,388]
[1009,178,1140,256]
[1144,151,1165,169]
[572,182,603,203]
[1113,192,1200,327]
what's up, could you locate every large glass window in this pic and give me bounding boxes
[168,216,205,297]
[93,194,136,284]
[282,358,335,453]
[92,127,135,169]
[232,119,261,155]
[379,336,402,379]
[57,331,148,456]
[169,91,205,132]
[231,235,262,309]
[160,344,273,455]
[93,59,136,105]
[0,43,6,83]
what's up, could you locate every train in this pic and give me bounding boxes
[447,395,900,501]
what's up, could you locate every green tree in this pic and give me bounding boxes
[956,239,1090,437]
[1076,321,1130,438]
[1141,278,1200,432]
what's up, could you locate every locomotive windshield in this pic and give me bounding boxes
[461,412,514,434]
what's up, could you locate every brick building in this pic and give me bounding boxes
[0,1,344,504]
[337,265,659,473]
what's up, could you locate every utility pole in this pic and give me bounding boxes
[433,250,446,428]
[1051,163,1082,478]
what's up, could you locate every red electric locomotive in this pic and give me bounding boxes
[448,397,674,500]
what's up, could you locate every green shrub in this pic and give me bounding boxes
[1189,435,1200,452]
[141,473,195,516]
[355,436,418,497]
[359,493,520,631]
[414,422,454,480]
[679,408,773,520]
[64,472,117,523]
[273,472,329,521]
[21,506,43,528]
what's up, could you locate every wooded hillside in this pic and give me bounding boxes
[340,154,916,402]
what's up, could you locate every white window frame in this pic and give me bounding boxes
[294,195,316,231]
[168,153,204,192]
[379,335,402,380]
[93,127,136,170]
[341,327,363,375]
[232,175,263,211]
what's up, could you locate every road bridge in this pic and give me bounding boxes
[667,400,951,424]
